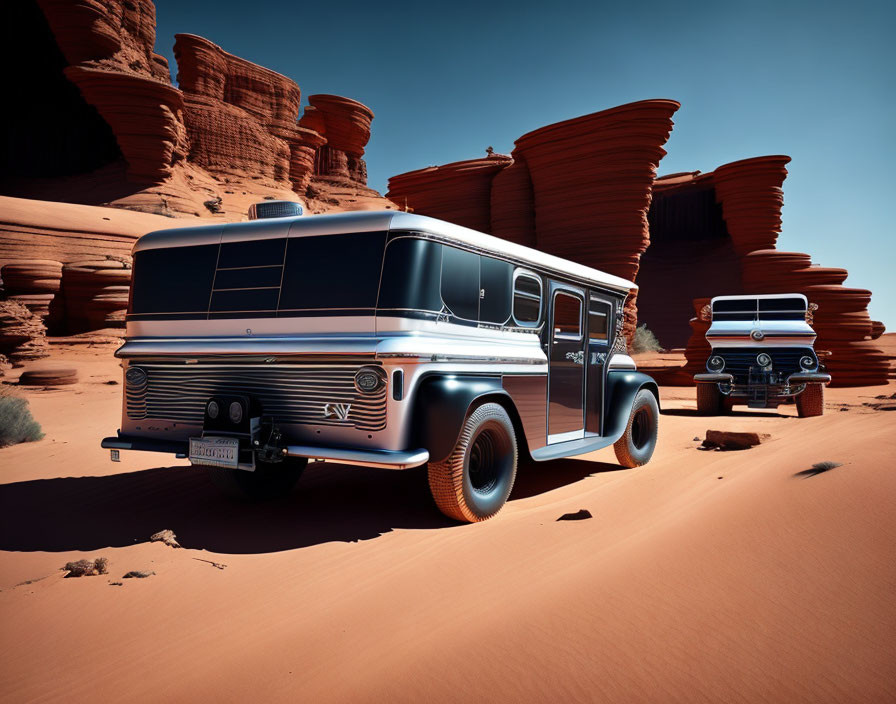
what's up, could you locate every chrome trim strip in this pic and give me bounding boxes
[786,372,832,384]
[694,373,735,383]
[285,445,429,470]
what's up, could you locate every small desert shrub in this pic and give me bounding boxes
[0,388,44,447]
[631,324,663,354]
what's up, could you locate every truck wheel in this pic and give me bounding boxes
[207,457,307,500]
[696,382,721,415]
[427,402,518,523]
[614,389,659,468]
[796,383,825,418]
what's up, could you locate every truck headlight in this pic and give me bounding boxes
[799,355,816,370]
[354,366,385,393]
[707,355,725,371]
[207,400,219,419]
[229,401,243,424]
[756,353,772,368]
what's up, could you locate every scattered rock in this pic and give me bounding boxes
[150,529,181,548]
[109,581,124,586]
[122,570,155,579]
[203,197,223,213]
[557,509,593,521]
[701,430,767,451]
[63,557,108,577]
[193,558,227,570]
[18,366,79,386]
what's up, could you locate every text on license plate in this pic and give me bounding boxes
[189,436,239,469]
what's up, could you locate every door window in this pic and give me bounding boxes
[553,291,582,339]
[588,298,612,343]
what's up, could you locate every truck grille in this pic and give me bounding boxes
[126,362,386,431]
[712,348,812,382]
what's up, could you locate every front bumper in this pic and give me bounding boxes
[101,433,429,470]
[693,371,831,385]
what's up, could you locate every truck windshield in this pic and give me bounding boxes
[711,297,807,322]
[129,231,388,319]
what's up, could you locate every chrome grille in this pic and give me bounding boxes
[126,362,386,431]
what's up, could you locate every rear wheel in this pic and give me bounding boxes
[427,403,518,523]
[614,389,659,468]
[796,383,825,418]
[207,457,307,500]
[696,382,722,415]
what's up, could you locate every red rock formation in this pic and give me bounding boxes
[0,260,63,324]
[387,156,513,233]
[489,154,536,248]
[306,95,374,184]
[7,1,393,219]
[387,100,681,341]
[0,301,49,368]
[35,0,188,183]
[668,162,889,387]
[712,156,790,255]
[61,261,131,333]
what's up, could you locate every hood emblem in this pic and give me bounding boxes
[751,329,765,341]
[323,403,351,421]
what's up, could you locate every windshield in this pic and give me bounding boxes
[711,297,807,322]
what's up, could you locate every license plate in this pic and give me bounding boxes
[189,436,240,469]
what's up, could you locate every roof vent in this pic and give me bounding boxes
[248,200,304,220]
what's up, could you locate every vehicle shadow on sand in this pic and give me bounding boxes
[0,457,621,555]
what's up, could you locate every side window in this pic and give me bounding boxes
[512,271,542,326]
[588,297,612,343]
[553,291,582,339]
[479,256,512,324]
[440,246,479,320]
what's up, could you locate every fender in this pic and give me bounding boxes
[411,374,511,464]
[603,371,659,440]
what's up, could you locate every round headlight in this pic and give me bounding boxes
[354,366,385,393]
[228,401,243,424]
[707,355,725,371]
[756,353,772,368]
[125,366,147,387]
[207,400,219,419]
[799,355,816,370]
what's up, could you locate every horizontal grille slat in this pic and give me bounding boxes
[126,362,386,431]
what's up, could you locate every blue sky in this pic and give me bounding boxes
[155,0,895,327]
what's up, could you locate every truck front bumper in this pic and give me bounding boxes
[101,433,429,470]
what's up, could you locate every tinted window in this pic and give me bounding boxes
[479,256,512,324]
[553,292,582,338]
[513,272,542,325]
[218,237,285,268]
[130,244,219,315]
[759,297,806,312]
[440,246,479,320]
[589,299,611,342]
[278,232,387,311]
[377,238,443,312]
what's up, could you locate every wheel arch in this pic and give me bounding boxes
[411,374,528,464]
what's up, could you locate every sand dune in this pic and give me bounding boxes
[1,339,894,702]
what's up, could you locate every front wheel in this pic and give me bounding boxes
[427,402,518,523]
[613,389,659,468]
[796,383,825,418]
[207,457,307,500]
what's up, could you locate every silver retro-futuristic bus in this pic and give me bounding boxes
[694,293,830,417]
[103,207,660,522]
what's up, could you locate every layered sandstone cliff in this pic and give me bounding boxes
[4,0,392,220]
[387,100,681,341]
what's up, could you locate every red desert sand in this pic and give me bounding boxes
[0,336,894,702]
